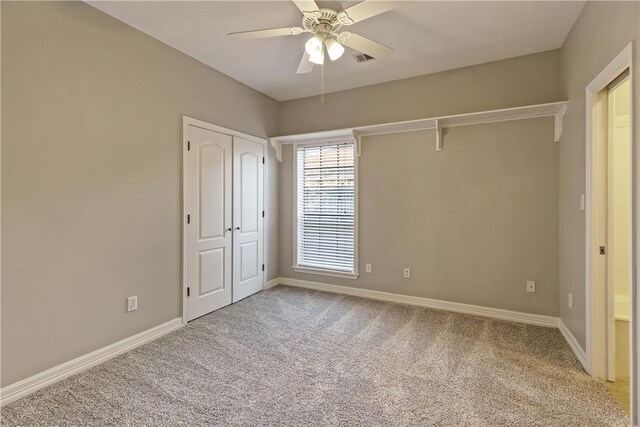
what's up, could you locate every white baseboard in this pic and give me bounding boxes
[558,319,588,371]
[0,318,183,406]
[265,278,281,290]
[274,277,559,328]
[277,276,591,370]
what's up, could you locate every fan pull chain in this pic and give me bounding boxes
[320,61,325,104]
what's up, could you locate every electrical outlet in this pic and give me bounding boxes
[403,268,411,278]
[526,281,536,293]
[568,293,573,309]
[365,263,372,273]
[127,296,137,312]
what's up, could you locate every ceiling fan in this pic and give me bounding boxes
[228,0,402,74]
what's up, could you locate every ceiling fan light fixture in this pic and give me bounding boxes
[304,35,323,56]
[325,38,345,61]
[309,48,325,65]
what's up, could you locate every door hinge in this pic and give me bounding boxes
[600,246,606,255]
[262,210,265,218]
[262,157,265,164]
[187,286,190,297]
[187,141,191,151]
[262,264,265,272]
[187,214,191,224]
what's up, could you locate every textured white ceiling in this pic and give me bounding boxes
[87,1,585,101]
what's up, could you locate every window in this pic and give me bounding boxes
[294,142,358,278]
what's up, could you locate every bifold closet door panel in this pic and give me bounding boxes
[186,125,233,321]
[232,137,264,303]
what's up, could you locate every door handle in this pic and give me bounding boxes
[226,227,232,232]
[235,227,240,231]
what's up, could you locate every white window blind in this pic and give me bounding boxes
[296,142,355,273]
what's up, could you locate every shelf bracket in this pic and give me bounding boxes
[270,139,282,162]
[352,130,362,157]
[554,104,567,143]
[435,120,443,152]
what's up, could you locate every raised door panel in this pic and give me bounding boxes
[240,152,259,233]
[198,143,226,241]
[198,248,225,295]
[240,241,258,282]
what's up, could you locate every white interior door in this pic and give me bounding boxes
[186,125,233,321]
[232,137,264,302]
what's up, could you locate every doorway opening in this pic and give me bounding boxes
[602,72,632,415]
[585,42,635,422]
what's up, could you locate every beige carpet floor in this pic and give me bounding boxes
[1,285,628,426]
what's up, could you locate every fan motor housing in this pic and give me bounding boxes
[302,8,342,35]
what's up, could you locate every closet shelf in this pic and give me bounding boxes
[269,101,568,161]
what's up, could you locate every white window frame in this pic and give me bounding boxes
[292,140,359,279]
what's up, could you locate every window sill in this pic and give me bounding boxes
[292,266,359,280]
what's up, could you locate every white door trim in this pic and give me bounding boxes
[182,116,267,325]
[585,42,636,422]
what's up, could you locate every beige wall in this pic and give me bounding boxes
[279,50,563,135]
[278,52,564,316]
[1,1,279,386]
[559,1,639,349]
[279,121,559,315]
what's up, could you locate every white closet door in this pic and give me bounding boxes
[232,137,264,302]
[186,125,233,321]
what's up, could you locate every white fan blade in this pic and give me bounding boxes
[297,52,315,74]
[292,0,319,14]
[339,1,403,25]
[228,27,304,40]
[337,32,394,59]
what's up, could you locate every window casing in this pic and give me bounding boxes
[293,141,358,279]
